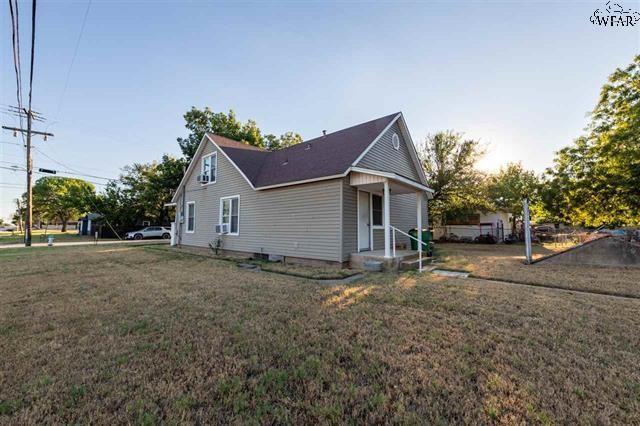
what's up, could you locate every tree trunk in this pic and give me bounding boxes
[60,216,68,232]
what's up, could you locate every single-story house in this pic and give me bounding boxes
[433,211,513,241]
[170,112,434,267]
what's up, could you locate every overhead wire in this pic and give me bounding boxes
[33,147,120,181]
[28,0,36,112]
[0,159,116,185]
[8,0,26,146]
[54,0,92,120]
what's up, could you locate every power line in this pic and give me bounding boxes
[0,164,109,187]
[33,147,120,181]
[0,165,25,172]
[0,158,118,182]
[8,0,26,146]
[0,140,24,147]
[28,0,36,112]
[54,0,92,120]
[8,1,23,110]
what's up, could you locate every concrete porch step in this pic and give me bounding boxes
[400,258,434,271]
[350,250,429,272]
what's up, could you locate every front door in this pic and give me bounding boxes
[358,191,371,251]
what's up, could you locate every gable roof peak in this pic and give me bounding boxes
[202,112,409,189]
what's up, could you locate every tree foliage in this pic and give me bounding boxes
[177,107,303,160]
[486,162,540,227]
[95,155,186,228]
[32,177,95,231]
[418,131,488,223]
[11,198,25,231]
[542,55,640,226]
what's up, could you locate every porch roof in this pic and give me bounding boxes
[350,167,434,197]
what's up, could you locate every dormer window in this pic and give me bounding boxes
[201,152,217,184]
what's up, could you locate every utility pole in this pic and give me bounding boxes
[2,120,53,247]
[25,109,33,246]
[4,0,40,246]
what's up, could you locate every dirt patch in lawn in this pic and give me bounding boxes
[435,243,640,298]
[1,245,639,424]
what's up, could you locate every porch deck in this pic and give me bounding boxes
[350,249,427,271]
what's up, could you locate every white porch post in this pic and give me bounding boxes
[425,196,429,229]
[383,180,391,258]
[417,192,423,254]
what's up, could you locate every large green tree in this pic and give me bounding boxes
[486,162,540,229]
[543,55,640,226]
[32,177,95,231]
[418,130,489,224]
[97,154,186,228]
[177,107,303,160]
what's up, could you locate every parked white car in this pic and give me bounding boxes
[125,226,171,240]
[0,224,17,232]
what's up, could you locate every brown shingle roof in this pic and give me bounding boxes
[209,112,399,188]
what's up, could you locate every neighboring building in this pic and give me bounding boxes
[170,112,434,266]
[77,213,102,236]
[433,211,513,241]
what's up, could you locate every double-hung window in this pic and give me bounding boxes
[186,202,195,233]
[201,152,217,184]
[220,196,239,235]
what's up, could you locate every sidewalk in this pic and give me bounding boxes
[0,239,170,250]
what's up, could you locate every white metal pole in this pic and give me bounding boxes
[383,180,391,258]
[523,197,532,264]
[417,192,423,272]
[392,229,396,257]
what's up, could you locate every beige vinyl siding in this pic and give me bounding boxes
[357,122,421,182]
[341,178,358,261]
[176,141,343,262]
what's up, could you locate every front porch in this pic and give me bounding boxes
[349,168,433,271]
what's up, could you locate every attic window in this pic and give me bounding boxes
[392,133,400,150]
[282,159,289,166]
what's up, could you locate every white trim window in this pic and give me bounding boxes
[201,152,217,184]
[371,194,384,228]
[186,201,195,233]
[391,133,400,150]
[219,196,240,235]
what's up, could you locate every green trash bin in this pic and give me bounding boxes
[409,228,431,251]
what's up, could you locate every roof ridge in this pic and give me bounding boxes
[207,133,268,152]
[270,112,401,154]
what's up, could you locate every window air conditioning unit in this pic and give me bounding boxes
[216,224,229,234]
[196,174,210,183]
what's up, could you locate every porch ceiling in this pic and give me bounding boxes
[350,179,417,195]
[349,169,432,195]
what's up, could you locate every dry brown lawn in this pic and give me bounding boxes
[435,243,640,298]
[1,245,639,424]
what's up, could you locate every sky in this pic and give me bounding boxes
[1,0,639,221]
